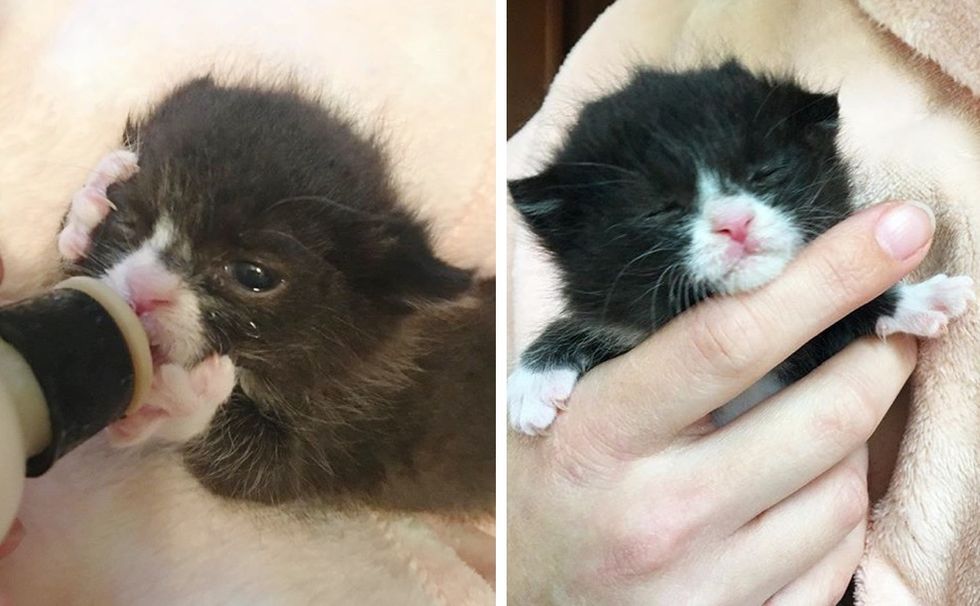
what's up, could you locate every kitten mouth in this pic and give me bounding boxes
[715,250,790,294]
[725,249,767,270]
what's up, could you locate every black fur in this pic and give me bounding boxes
[511,61,897,400]
[72,77,494,512]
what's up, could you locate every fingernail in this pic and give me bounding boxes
[875,202,935,260]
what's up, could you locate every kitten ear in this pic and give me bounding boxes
[369,228,472,307]
[796,92,839,142]
[122,75,219,148]
[509,170,565,227]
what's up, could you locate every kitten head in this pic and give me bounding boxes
[75,77,471,380]
[511,61,849,328]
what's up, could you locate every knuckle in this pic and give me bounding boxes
[687,301,759,379]
[546,393,636,487]
[604,492,702,578]
[809,249,870,309]
[812,374,880,447]
[607,528,683,578]
[549,426,620,487]
[831,468,869,529]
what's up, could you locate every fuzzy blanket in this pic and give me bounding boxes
[508,1,980,604]
[0,0,494,603]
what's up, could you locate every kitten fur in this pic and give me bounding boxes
[509,60,972,434]
[69,77,494,512]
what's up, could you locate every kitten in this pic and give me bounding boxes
[509,61,973,434]
[59,77,495,512]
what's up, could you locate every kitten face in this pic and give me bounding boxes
[510,61,851,328]
[59,79,489,507]
[686,168,804,294]
[74,78,470,384]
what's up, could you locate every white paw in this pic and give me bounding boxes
[507,365,578,436]
[58,149,139,262]
[876,274,975,338]
[108,354,235,446]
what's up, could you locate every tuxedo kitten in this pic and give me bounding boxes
[58,77,494,512]
[509,60,973,434]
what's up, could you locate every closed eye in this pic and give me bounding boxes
[749,165,786,184]
[642,206,683,222]
[107,209,136,232]
[652,195,685,215]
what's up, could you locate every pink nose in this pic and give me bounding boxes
[711,210,754,244]
[127,270,179,316]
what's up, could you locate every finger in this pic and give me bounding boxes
[702,334,914,527]
[765,520,865,606]
[570,201,933,455]
[0,518,24,559]
[709,449,869,606]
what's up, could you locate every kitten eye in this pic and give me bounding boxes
[749,165,784,184]
[107,209,138,235]
[656,195,684,213]
[226,261,282,293]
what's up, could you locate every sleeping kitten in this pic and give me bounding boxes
[509,60,973,434]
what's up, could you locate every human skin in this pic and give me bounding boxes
[0,252,16,606]
[508,201,934,605]
[0,250,20,564]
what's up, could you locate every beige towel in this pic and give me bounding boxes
[0,0,494,603]
[508,1,980,603]
[857,0,980,97]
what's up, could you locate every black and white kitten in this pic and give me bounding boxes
[509,61,973,434]
[58,77,495,512]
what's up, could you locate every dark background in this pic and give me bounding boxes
[507,0,616,136]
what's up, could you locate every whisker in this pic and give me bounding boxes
[265,195,396,222]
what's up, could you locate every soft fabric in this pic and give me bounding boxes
[0,0,494,603]
[508,1,980,604]
[857,0,980,97]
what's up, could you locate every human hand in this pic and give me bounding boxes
[0,518,23,605]
[0,520,22,561]
[508,201,934,605]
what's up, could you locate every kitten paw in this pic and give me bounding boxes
[58,149,139,262]
[107,354,235,446]
[876,274,975,338]
[507,365,578,436]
